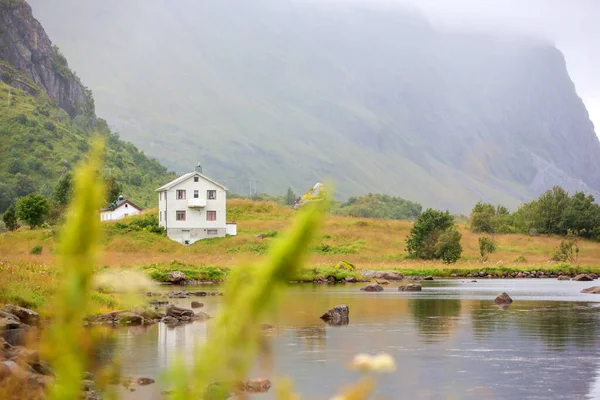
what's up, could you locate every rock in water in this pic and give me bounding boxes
[245,379,272,393]
[115,312,144,325]
[136,377,155,386]
[361,284,384,292]
[168,271,187,284]
[191,301,204,309]
[3,305,40,326]
[398,284,422,292]
[423,276,434,281]
[557,275,571,281]
[191,311,211,321]
[376,279,389,285]
[165,305,194,319]
[573,274,593,281]
[320,305,349,326]
[494,292,513,304]
[581,286,600,294]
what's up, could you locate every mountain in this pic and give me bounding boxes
[25,0,600,212]
[0,0,174,212]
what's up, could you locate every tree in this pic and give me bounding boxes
[536,186,570,234]
[435,227,463,263]
[406,209,459,260]
[16,194,50,228]
[53,172,73,207]
[552,231,579,264]
[285,187,297,206]
[470,202,512,234]
[2,204,19,231]
[13,173,36,197]
[104,175,122,210]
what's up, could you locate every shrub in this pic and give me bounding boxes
[2,204,19,231]
[552,234,579,264]
[513,255,526,263]
[478,236,496,262]
[406,209,460,260]
[16,193,50,228]
[29,245,43,255]
[435,227,462,263]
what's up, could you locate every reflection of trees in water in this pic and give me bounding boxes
[292,325,326,351]
[88,327,119,373]
[409,298,461,341]
[513,303,600,350]
[470,301,600,350]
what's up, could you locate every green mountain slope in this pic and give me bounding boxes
[26,0,600,212]
[0,1,174,213]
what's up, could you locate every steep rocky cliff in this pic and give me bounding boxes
[0,0,94,119]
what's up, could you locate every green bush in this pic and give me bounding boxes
[2,204,19,231]
[16,193,50,228]
[29,244,43,255]
[406,209,461,261]
[552,234,579,264]
[478,236,496,262]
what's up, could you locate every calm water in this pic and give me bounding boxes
[99,280,600,400]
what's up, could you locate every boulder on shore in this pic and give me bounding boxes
[116,312,144,325]
[3,305,39,326]
[361,284,384,292]
[557,275,571,281]
[398,284,422,292]
[573,274,593,281]
[581,286,600,294]
[245,379,272,393]
[0,310,21,330]
[344,276,358,283]
[168,271,187,284]
[494,292,513,304]
[191,311,211,321]
[423,276,434,281]
[361,270,404,281]
[320,305,349,326]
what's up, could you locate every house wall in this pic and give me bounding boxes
[158,174,227,244]
[100,203,141,221]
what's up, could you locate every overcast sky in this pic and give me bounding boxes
[317,0,600,135]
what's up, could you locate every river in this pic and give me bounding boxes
[99,279,600,399]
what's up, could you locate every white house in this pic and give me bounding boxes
[156,164,236,244]
[100,195,143,221]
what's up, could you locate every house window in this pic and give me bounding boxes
[207,190,216,200]
[194,177,199,182]
[207,229,218,235]
[176,210,186,221]
[207,211,217,221]
[194,190,199,199]
[176,190,186,200]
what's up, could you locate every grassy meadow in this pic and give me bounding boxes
[2,198,600,312]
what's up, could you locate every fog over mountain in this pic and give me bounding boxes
[26,0,600,212]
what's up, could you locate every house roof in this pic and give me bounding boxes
[101,199,143,212]
[156,171,229,192]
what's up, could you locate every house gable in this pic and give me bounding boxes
[156,172,228,192]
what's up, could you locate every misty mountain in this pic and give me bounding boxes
[27,0,600,211]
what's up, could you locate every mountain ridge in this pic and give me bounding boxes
[25,0,600,212]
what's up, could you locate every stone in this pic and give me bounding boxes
[165,305,194,319]
[136,377,155,385]
[9,345,39,364]
[0,311,21,330]
[161,316,179,325]
[471,280,477,283]
[573,274,593,281]
[191,301,204,309]
[149,299,169,306]
[81,379,96,392]
[398,284,422,292]
[245,379,272,393]
[581,286,600,294]
[516,273,525,278]
[345,276,358,283]
[589,273,599,280]
[3,305,39,326]
[168,271,187,284]
[168,292,188,299]
[116,312,144,325]
[191,311,211,321]
[494,292,513,304]
[31,361,54,377]
[2,360,31,380]
[451,273,458,277]
[194,291,208,296]
[423,276,434,281]
[320,305,350,326]
[361,283,384,292]
[361,270,404,281]
[376,279,389,285]
[557,275,571,281]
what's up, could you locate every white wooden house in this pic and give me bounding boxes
[100,195,143,221]
[156,164,236,244]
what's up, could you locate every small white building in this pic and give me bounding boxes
[100,196,143,221]
[156,164,236,244]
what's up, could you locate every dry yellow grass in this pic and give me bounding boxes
[2,199,600,271]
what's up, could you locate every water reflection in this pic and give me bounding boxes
[99,281,600,400]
